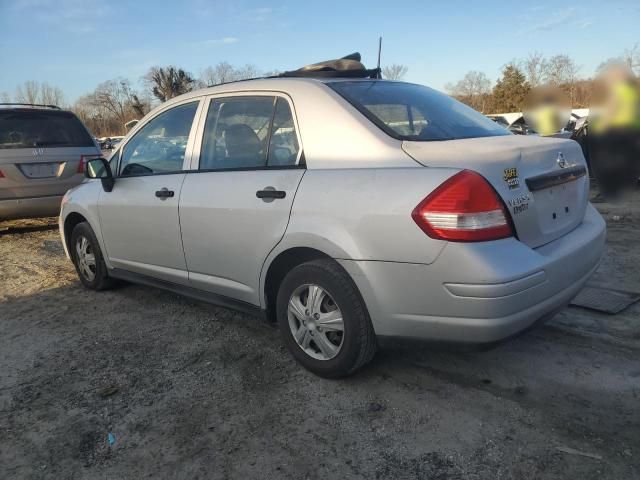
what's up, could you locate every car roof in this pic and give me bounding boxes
[0,103,63,112]
[162,77,393,106]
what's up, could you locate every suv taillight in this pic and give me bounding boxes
[412,170,513,242]
[78,155,100,174]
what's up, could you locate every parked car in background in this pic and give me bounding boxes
[487,115,510,128]
[59,63,605,377]
[0,103,101,220]
[109,136,124,149]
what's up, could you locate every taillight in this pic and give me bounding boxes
[0,169,4,178]
[78,155,99,174]
[412,170,513,242]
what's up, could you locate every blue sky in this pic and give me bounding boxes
[1,0,638,103]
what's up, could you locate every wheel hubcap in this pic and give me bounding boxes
[75,235,96,282]
[287,284,344,360]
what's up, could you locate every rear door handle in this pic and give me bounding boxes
[155,188,174,199]
[256,188,286,200]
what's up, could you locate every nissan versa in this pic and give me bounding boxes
[59,68,606,377]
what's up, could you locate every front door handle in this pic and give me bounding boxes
[256,188,286,200]
[155,188,174,199]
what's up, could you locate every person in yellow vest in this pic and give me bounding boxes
[589,63,640,197]
[524,86,570,136]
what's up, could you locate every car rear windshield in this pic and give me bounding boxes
[328,81,511,141]
[0,110,94,149]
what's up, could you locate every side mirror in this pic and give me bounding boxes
[85,158,115,192]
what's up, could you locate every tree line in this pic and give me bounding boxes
[1,59,412,137]
[73,63,272,136]
[2,45,637,135]
[0,62,271,136]
[446,44,639,114]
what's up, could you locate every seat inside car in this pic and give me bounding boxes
[220,123,265,168]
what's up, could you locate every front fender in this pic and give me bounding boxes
[59,180,110,268]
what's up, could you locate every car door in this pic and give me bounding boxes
[179,94,305,305]
[98,99,202,285]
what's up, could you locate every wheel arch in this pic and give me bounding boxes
[63,211,89,256]
[61,204,106,266]
[262,246,334,323]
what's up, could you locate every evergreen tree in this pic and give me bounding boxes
[492,64,530,112]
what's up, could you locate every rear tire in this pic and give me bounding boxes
[70,222,115,290]
[276,259,377,378]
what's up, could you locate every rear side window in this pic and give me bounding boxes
[200,96,300,170]
[0,110,94,149]
[329,81,510,141]
[200,96,274,170]
[268,98,300,166]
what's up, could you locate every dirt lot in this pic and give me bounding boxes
[1,193,639,480]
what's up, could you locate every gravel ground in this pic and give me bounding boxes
[1,192,639,479]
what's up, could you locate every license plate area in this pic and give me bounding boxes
[18,162,64,179]
[533,181,580,234]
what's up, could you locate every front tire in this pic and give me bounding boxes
[70,222,115,290]
[276,259,377,378]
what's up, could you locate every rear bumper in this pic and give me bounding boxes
[0,195,63,220]
[339,203,606,344]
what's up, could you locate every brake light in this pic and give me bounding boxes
[412,170,513,242]
[78,155,99,174]
[0,169,4,178]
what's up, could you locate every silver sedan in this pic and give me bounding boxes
[59,77,605,377]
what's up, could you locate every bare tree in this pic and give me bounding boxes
[544,54,580,85]
[198,62,262,87]
[544,54,580,103]
[523,52,547,87]
[235,64,260,80]
[40,83,65,106]
[92,79,140,126]
[622,43,640,75]
[200,61,237,86]
[73,93,116,136]
[446,71,492,111]
[0,91,10,102]
[145,66,195,102]
[12,81,65,106]
[15,81,41,104]
[73,82,149,137]
[382,64,408,80]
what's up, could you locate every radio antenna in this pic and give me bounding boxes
[376,36,382,79]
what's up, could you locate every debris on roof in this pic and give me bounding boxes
[278,53,381,79]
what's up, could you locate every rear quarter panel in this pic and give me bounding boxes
[271,167,461,263]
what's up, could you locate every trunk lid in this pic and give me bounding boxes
[402,135,589,248]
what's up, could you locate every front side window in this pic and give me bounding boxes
[329,81,510,141]
[119,101,198,176]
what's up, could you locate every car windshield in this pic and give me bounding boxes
[329,81,511,141]
[0,110,94,149]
